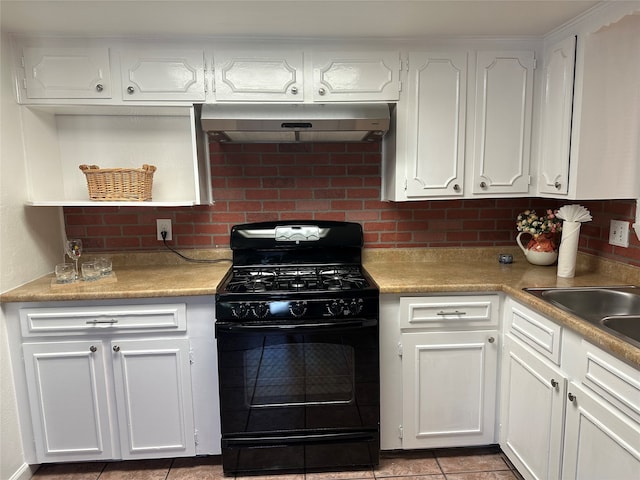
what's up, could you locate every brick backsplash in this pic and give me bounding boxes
[64,141,640,267]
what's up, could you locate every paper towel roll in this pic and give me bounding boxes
[557,221,581,278]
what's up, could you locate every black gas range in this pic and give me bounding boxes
[214,221,380,475]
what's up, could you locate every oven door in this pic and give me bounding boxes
[215,317,380,475]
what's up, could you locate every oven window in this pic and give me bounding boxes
[244,342,355,407]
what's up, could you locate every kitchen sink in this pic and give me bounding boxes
[523,286,640,348]
[601,316,640,346]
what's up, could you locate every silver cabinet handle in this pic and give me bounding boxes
[290,86,298,95]
[113,345,120,352]
[554,181,562,189]
[318,87,326,96]
[126,86,135,94]
[86,319,118,324]
[95,83,104,92]
[89,345,97,353]
[453,184,461,192]
[568,392,576,402]
[488,336,495,343]
[551,379,558,388]
[480,181,487,189]
[436,310,467,316]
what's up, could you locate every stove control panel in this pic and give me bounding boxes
[221,298,373,320]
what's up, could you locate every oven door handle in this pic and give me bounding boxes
[223,430,378,447]
[216,318,377,333]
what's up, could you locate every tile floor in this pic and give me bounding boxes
[31,447,524,480]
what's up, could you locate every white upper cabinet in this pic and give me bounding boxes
[469,51,534,196]
[383,47,535,201]
[119,49,206,101]
[537,9,640,200]
[311,51,401,101]
[212,50,304,102]
[22,47,112,99]
[403,51,467,198]
[212,49,400,102]
[537,36,576,196]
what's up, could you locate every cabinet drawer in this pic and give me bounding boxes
[580,341,640,424]
[400,295,499,330]
[509,302,562,365]
[20,304,187,336]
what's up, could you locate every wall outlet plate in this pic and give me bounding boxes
[609,219,629,248]
[156,219,172,241]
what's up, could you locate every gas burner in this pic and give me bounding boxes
[223,264,369,294]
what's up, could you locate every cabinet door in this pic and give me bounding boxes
[404,51,467,198]
[500,336,566,480]
[22,47,111,99]
[470,51,534,195]
[312,51,400,101]
[538,37,575,196]
[213,50,303,101]
[22,341,113,462]
[401,330,498,448]
[562,381,640,480]
[120,49,206,101]
[111,338,195,459]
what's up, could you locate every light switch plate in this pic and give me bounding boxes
[609,219,629,247]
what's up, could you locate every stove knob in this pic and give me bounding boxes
[349,298,364,315]
[327,299,345,316]
[289,301,308,318]
[252,302,270,318]
[231,303,250,318]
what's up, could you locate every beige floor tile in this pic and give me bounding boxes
[166,456,225,480]
[31,462,105,480]
[99,459,172,480]
[373,476,445,480]
[374,455,441,478]
[306,468,375,479]
[235,474,304,480]
[445,472,518,480]
[435,453,509,473]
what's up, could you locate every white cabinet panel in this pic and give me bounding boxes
[22,341,114,462]
[404,52,467,198]
[120,50,205,101]
[112,338,195,459]
[213,51,303,101]
[470,51,534,195]
[562,382,640,480]
[401,330,498,448]
[500,335,566,480]
[312,51,400,101]
[22,47,111,99]
[538,36,575,196]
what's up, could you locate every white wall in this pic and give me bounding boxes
[1,32,65,480]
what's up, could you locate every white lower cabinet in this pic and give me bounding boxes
[22,340,114,461]
[380,294,500,450]
[500,335,566,480]
[401,330,498,448]
[562,381,640,480]
[22,337,194,463]
[500,299,640,480]
[4,299,221,464]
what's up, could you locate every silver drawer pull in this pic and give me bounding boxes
[437,310,467,316]
[86,319,118,324]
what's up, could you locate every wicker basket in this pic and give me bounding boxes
[79,164,156,201]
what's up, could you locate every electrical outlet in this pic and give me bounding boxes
[156,219,172,241]
[609,219,629,247]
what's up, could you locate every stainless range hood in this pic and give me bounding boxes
[200,103,390,143]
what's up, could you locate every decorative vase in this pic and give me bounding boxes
[516,232,558,266]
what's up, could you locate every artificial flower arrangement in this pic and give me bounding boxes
[516,209,563,251]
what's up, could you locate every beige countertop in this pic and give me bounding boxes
[2,246,639,367]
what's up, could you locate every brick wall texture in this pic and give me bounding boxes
[64,141,640,267]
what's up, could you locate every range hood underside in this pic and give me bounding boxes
[200,103,391,143]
